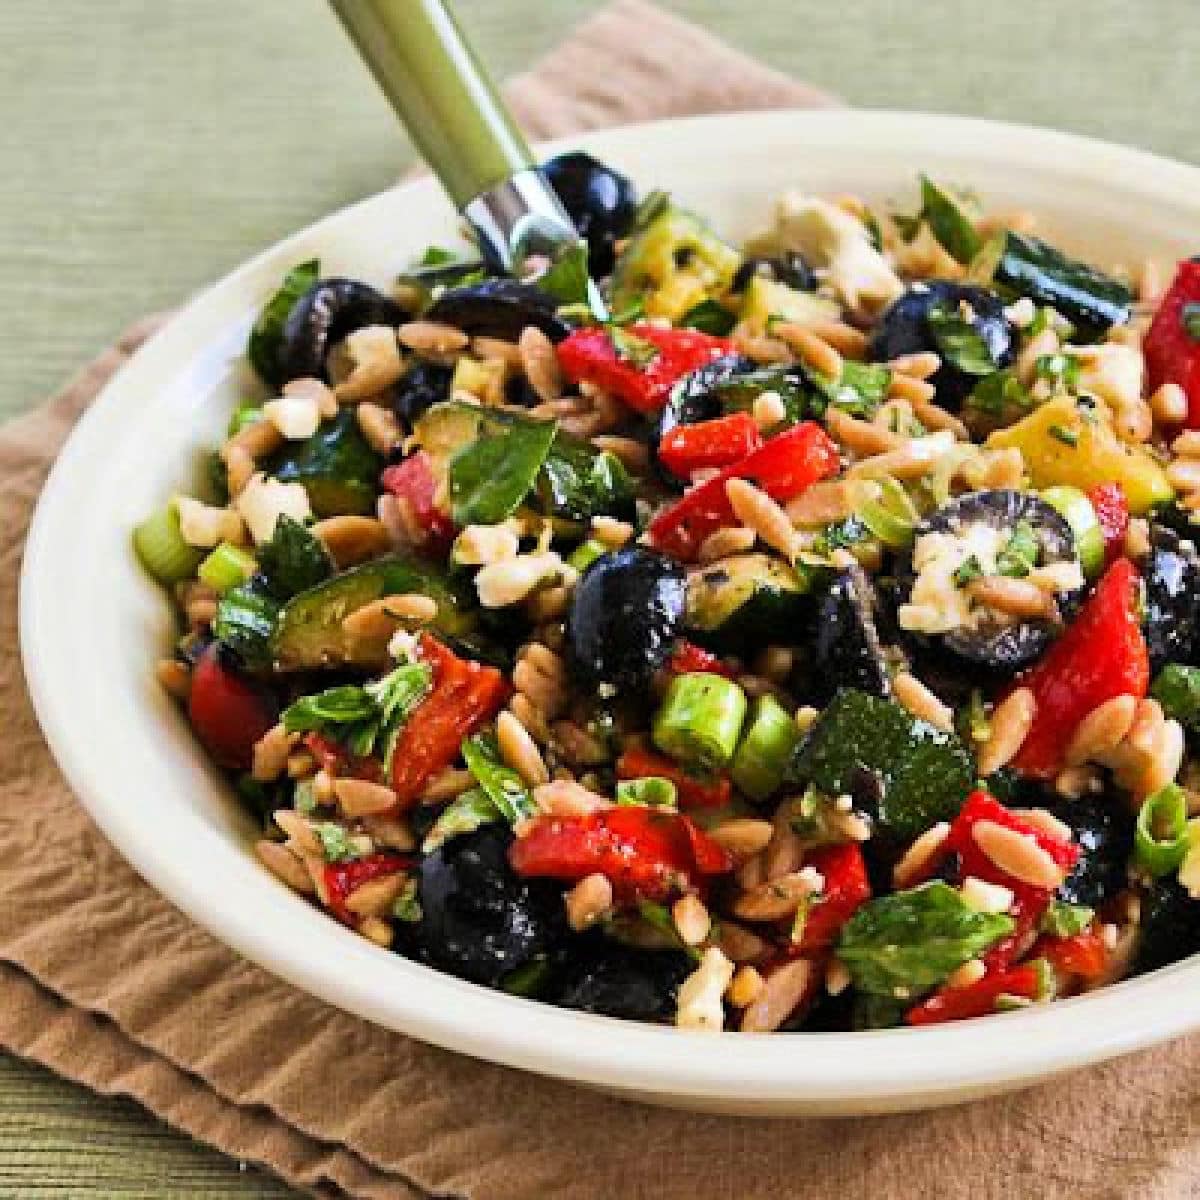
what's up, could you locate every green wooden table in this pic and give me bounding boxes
[2,0,1196,1191]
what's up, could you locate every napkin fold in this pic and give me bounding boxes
[6,3,1200,1198]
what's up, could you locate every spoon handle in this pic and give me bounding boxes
[330,0,531,208]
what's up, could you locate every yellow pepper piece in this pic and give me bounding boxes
[986,395,1173,515]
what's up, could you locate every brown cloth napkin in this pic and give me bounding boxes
[7,4,1200,1197]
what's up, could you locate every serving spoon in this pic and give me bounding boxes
[330,0,605,315]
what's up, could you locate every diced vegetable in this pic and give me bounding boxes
[652,672,747,771]
[271,554,474,672]
[615,776,679,809]
[567,538,606,574]
[380,451,456,546]
[993,232,1132,340]
[685,552,812,651]
[667,640,735,679]
[132,504,204,585]
[1151,663,1200,730]
[1134,784,1190,878]
[648,421,841,560]
[616,746,730,810]
[730,693,801,800]
[1036,930,1108,981]
[1144,260,1200,428]
[987,395,1173,515]
[836,881,1014,998]
[324,851,411,926]
[198,542,257,594]
[1010,558,1149,776]
[1087,482,1130,565]
[609,204,740,321]
[658,412,762,477]
[789,690,976,842]
[904,959,1049,1025]
[737,273,839,335]
[1040,900,1095,939]
[792,843,871,953]
[556,323,732,414]
[186,646,278,770]
[508,806,733,903]
[1040,485,1105,577]
[389,635,509,808]
[267,408,383,517]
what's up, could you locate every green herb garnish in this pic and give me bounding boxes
[448,414,558,526]
[1041,901,1095,939]
[953,555,985,587]
[247,259,319,386]
[616,776,679,809]
[837,881,1014,997]
[1048,424,1079,447]
[461,733,538,824]
[996,519,1039,578]
[610,325,661,367]
[927,304,997,376]
[915,175,982,265]
[313,822,361,864]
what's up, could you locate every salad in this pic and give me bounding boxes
[135,152,1200,1032]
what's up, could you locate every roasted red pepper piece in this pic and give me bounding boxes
[668,640,735,679]
[1034,928,1108,981]
[658,412,762,478]
[947,791,1080,970]
[324,851,411,926]
[615,745,732,810]
[905,961,1045,1026]
[1087,483,1130,565]
[389,634,509,808]
[303,732,384,783]
[508,806,733,903]
[556,323,732,414]
[1009,558,1149,776]
[648,422,841,560]
[380,452,455,546]
[792,843,871,954]
[187,647,278,770]
[1144,259,1200,428]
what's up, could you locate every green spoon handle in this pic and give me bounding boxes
[330,0,533,209]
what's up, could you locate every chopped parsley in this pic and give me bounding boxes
[1040,900,1094,939]
[313,822,361,863]
[927,305,997,376]
[1034,351,1081,392]
[967,367,1032,418]
[392,878,423,923]
[995,520,1040,578]
[1048,423,1080,447]
[610,325,661,367]
[953,555,985,587]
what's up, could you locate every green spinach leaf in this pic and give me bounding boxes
[247,260,319,387]
[449,415,557,525]
[461,733,538,824]
[257,515,332,601]
[837,881,1014,997]
[917,175,982,266]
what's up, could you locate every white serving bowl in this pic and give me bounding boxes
[21,110,1200,1116]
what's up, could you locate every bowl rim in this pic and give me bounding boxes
[20,107,1200,1107]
